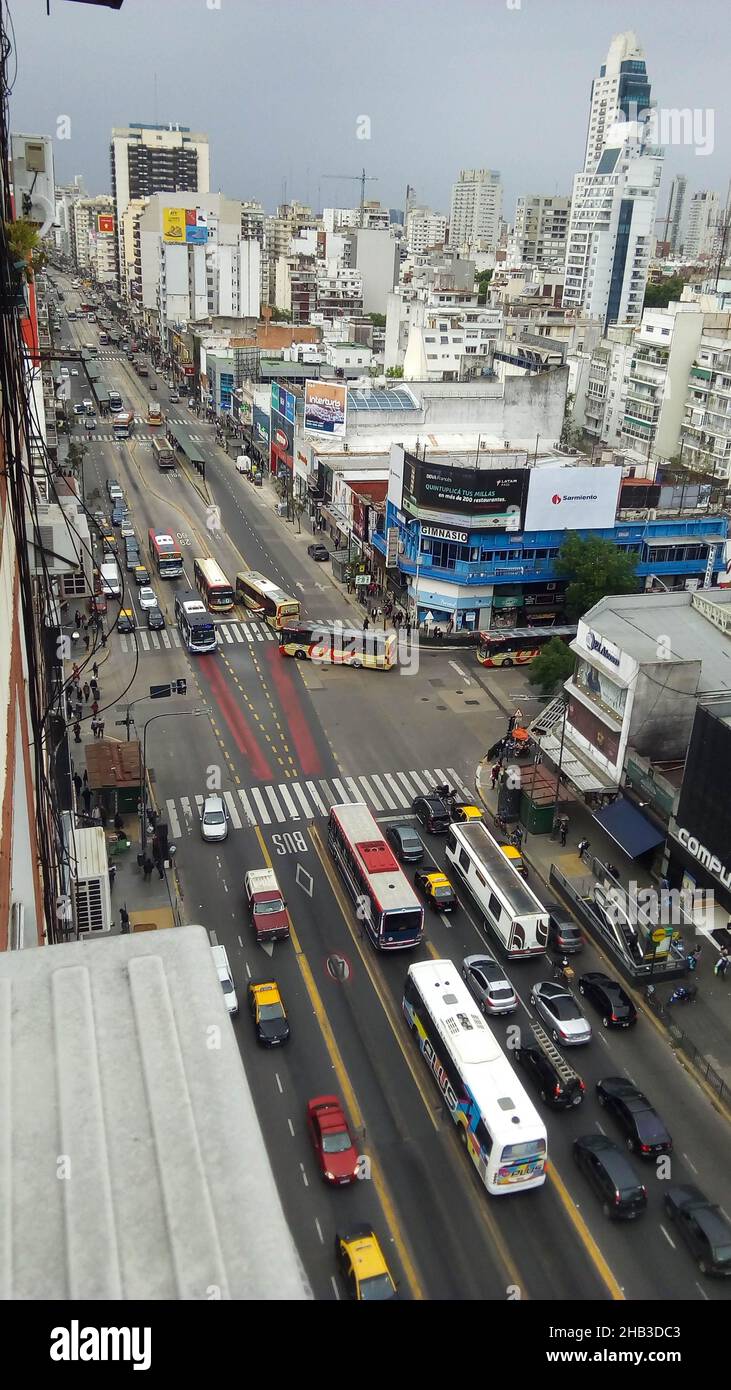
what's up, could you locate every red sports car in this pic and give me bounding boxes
[306,1096,360,1186]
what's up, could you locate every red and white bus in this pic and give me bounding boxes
[193,557,234,611]
[148,528,184,579]
[327,803,424,950]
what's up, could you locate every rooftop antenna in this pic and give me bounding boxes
[322,168,378,226]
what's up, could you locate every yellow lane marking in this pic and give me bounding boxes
[253,826,425,1301]
[547,1162,625,1300]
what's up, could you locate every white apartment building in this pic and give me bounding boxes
[509,196,571,266]
[684,191,720,262]
[70,196,115,273]
[682,337,731,480]
[138,194,260,336]
[581,326,636,443]
[110,124,210,293]
[583,32,651,173]
[119,197,149,301]
[402,298,502,382]
[405,207,448,255]
[620,304,704,462]
[449,169,502,252]
[662,174,687,254]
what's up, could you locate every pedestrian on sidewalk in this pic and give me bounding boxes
[73,721,81,744]
[108,862,116,891]
[490,763,501,789]
[114,812,124,834]
[74,611,81,631]
[83,768,88,786]
[92,661,99,680]
[363,616,369,632]
[152,844,164,879]
[72,663,81,684]
[97,718,105,739]
[92,806,102,826]
[559,816,568,848]
[84,631,90,652]
[143,856,154,882]
[120,906,130,934]
[82,682,91,703]
[82,785,92,815]
[90,679,99,701]
[73,771,83,800]
[577,837,590,862]
[90,718,98,739]
[714,947,729,978]
[91,700,99,718]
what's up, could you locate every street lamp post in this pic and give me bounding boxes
[411,521,422,626]
[139,709,207,861]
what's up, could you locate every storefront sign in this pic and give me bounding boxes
[421,524,469,544]
[585,629,621,668]
[675,826,731,888]
[386,527,399,568]
[354,574,371,586]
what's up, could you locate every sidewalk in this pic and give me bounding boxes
[474,743,731,1097]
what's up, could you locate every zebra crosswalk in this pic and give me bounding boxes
[118,620,279,653]
[163,767,473,838]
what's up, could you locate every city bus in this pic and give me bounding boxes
[152,437,176,470]
[234,571,300,629]
[193,557,234,612]
[278,621,396,671]
[476,625,577,668]
[147,528,184,579]
[327,803,424,950]
[112,410,134,440]
[174,590,217,653]
[147,401,163,426]
[403,959,547,1194]
[445,821,549,957]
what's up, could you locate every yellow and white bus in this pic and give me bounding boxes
[235,571,300,629]
[193,557,234,612]
[147,401,163,426]
[279,621,396,670]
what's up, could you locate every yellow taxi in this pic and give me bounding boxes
[248,979,290,1047]
[102,532,117,553]
[117,608,136,634]
[334,1224,398,1301]
[451,803,484,823]
[501,844,527,878]
[414,868,458,912]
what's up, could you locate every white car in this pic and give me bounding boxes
[138,586,158,610]
[71,368,79,376]
[211,944,238,1016]
[200,795,229,843]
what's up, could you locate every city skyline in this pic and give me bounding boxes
[10,0,731,220]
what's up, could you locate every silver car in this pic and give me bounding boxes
[462,954,517,1016]
[530,981,592,1046]
[200,794,229,843]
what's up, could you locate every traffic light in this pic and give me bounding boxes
[174,678,187,695]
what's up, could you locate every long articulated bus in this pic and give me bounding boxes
[476,625,577,669]
[147,402,163,426]
[327,803,424,950]
[445,820,549,957]
[193,557,234,612]
[174,590,217,653]
[234,571,300,629]
[148,528,184,579]
[403,959,547,1195]
[152,436,176,470]
[278,621,396,671]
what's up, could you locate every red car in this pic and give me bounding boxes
[307,1096,360,1186]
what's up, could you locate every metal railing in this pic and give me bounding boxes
[643,988,731,1108]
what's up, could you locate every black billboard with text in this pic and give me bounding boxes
[402,452,528,530]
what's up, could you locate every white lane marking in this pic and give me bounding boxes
[171,630,181,646]
[695,1281,709,1301]
[237,788,258,826]
[139,631,150,650]
[682,1153,698,1174]
[275,1073,283,1094]
[422,769,438,788]
[371,774,396,809]
[150,632,160,649]
[265,786,287,823]
[330,1276,340,1300]
[253,625,264,642]
[250,787,272,825]
[278,784,300,819]
[660,1225,676,1249]
[331,778,352,804]
[300,1165,309,1189]
[180,796,194,831]
[292,782,315,818]
[318,780,337,809]
[305,780,328,814]
[230,624,244,642]
[242,624,255,643]
[220,624,233,644]
[396,771,418,801]
[287,1118,295,1137]
[447,767,472,798]
[407,770,430,795]
[449,660,470,682]
[315,1217,324,1243]
[384,773,409,807]
[358,775,382,811]
[223,791,242,829]
[119,635,129,653]
[161,630,171,648]
[165,799,182,840]
[194,794,204,815]
[345,776,362,803]
[434,768,449,787]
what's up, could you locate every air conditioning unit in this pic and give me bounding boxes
[648,508,657,520]
[70,826,112,935]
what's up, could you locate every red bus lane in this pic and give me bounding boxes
[197,655,272,783]
[264,641,323,776]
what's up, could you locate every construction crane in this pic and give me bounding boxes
[321,168,377,226]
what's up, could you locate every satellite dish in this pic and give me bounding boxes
[22,191,55,238]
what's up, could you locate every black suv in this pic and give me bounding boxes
[578,972,637,1029]
[514,1023,585,1108]
[573,1134,648,1220]
[596,1077,672,1157]
[546,905,583,954]
[664,1185,731,1277]
[411,795,451,834]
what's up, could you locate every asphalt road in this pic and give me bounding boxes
[52,274,731,1302]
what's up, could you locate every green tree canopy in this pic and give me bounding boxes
[643,274,685,310]
[368,312,386,328]
[475,269,493,304]
[527,638,575,698]
[556,533,638,620]
[385,365,403,378]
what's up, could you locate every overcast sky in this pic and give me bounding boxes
[9,0,731,220]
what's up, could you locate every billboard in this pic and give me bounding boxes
[253,404,270,451]
[270,384,295,474]
[304,380,347,437]
[271,383,295,422]
[97,214,115,235]
[402,452,528,530]
[524,466,622,532]
[162,207,209,245]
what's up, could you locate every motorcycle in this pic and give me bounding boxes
[667,984,697,1005]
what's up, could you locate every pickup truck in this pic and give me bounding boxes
[244,867,290,943]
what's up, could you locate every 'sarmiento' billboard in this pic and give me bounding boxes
[402,452,528,530]
[524,466,622,531]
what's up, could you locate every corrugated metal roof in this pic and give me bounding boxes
[0,926,309,1300]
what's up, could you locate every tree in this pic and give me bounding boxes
[270,306,291,322]
[643,274,685,310]
[475,269,493,304]
[386,365,403,378]
[527,638,575,698]
[560,391,583,450]
[3,217,47,282]
[556,533,638,620]
[368,312,386,328]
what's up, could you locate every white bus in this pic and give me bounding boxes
[403,959,547,1194]
[445,821,549,958]
[328,803,424,949]
[235,571,300,629]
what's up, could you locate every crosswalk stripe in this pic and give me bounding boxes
[166,799,182,840]
[171,631,181,647]
[230,624,244,643]
[407,770,430,795]
[119,634,129,653]
[180,796,194,831]
[292,783,315,818]
[422,769,438,788]
[250,787,272,824]
[277,784,300,818]
[139,631,150,651]
[331,778,351,803]
[194,794,204,815]
[447,767,471,798]
[220,624,233,643]
[384,773,409,808]
[253,626,264,641]
[434,768,449,788]
[161,631,171,648]
[305,780,328,814]
[216,630,223,646]
[358,775,382,811]
[344,777,362,802]
[237,789,257,825]
[223,790,242,829]
[150,632,160,649]
[265,786,286,823]
[242,624,255,642]
[396,771,418,802]
[319,780,337,809]
[371,774,396,809]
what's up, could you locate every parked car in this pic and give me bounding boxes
[411,794,451,834]
[138,586,158,610]
[200,794,229,843]
[385,823,424,863]
[596,1077,672,1157]
[514,1023,585,1108]
[334,1225,398,1301]
[578,972,637,1029]
[307,543,330,561]
[462,953,517,1016]
[573,1134,648,1220]
[248,979,290,1047]
[546,905,584,955]
[663,1184,731,1277]
[530,981,592,1046]
[414,868,457,912]
[147,605,165,631]
[306,1096,359,1186]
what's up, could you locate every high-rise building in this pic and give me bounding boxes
[449,169,502,252]
[110,123,210,292]
[510,196,571,266]
[405,206,448,255]
[684,191,720,262]
[583,31,651,173]
[662,174,687,254]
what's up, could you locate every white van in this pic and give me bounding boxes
[211,943,238,1016]
[100,560,121,598]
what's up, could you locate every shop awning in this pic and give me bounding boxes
[592,797,665,859]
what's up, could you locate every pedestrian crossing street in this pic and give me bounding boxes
[163,766,472,839]
[118,619,279,653]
